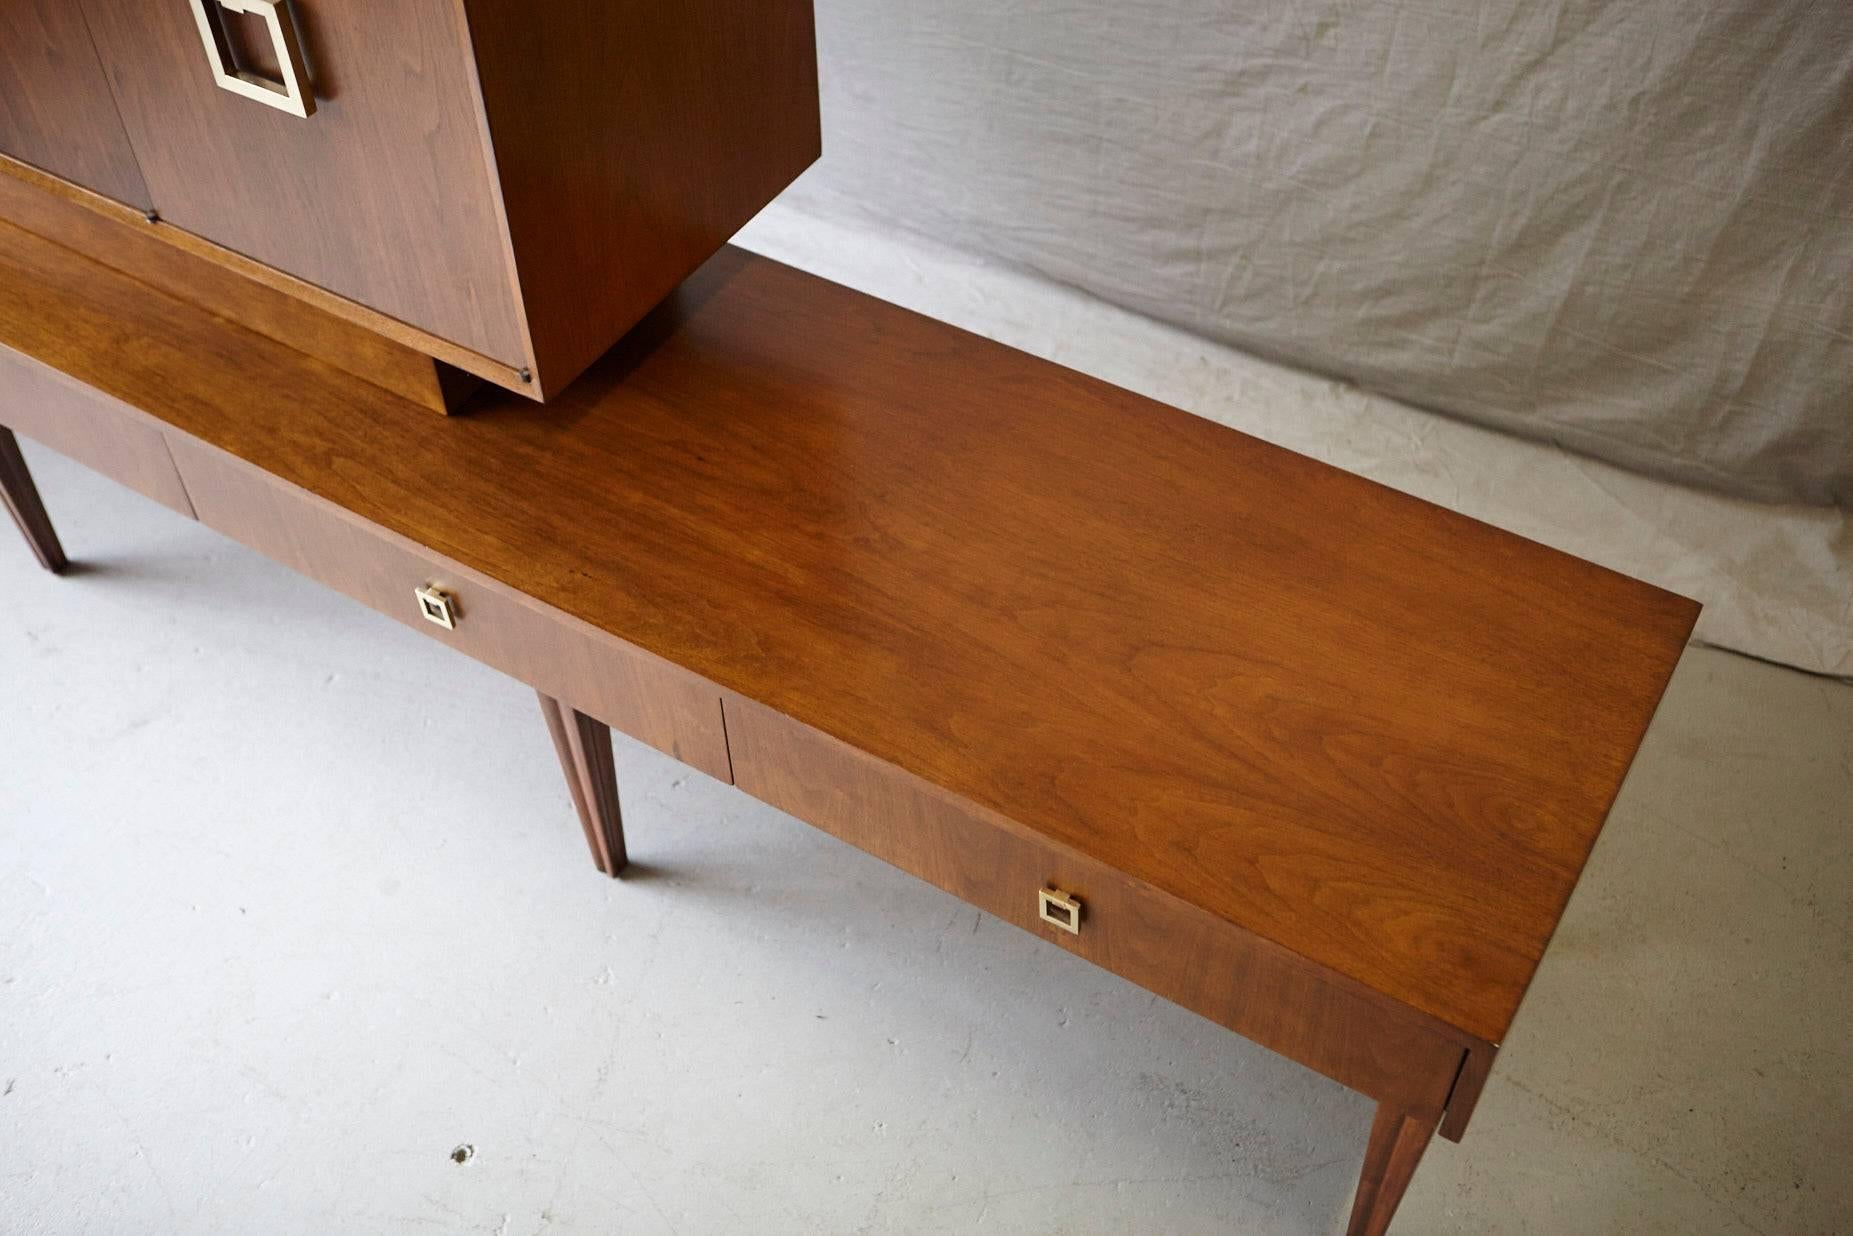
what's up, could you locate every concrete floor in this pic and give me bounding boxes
[2,444,1849,1235]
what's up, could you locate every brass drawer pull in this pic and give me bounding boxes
[188,0,317,119]
[415,583,458,630]
[1038,887,1082,935]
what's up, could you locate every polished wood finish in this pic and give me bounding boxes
[0,159,486,413]
[0,218,1697,1047]
[0,1,150,210]
[0,426,66,574]
[1349,1104,1439,1236]
[1438,1040,1496,1144]
[56,0,819,396]
[539,692,626,877]
[0,216,1697,1233]
[81,0,530,367]
[0,346,194,519]
[120,208,527,397]
[163,432,732,784]
[725,695,1472,1116]
[458,0,821,396]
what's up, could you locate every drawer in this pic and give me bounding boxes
[0,346,193,517]
[724,695,1471,1115]
[166,434,732,783]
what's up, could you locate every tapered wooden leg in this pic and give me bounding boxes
[538,692,626,877]
[1347,1103,1438,1236]
[0,426,67,574]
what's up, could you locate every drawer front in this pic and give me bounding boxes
[80,0,525,366]
[0,2,151,210]
[0,346,193,517]
[167,435,732,783]
[725,695,1470,1115]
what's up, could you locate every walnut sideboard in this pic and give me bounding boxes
[0,182,1697,1233]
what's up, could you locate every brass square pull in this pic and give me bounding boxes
[415,584,458,630]
[188,0,317,119]
[1038,887,1082,935]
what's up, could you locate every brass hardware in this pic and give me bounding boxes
[415,584,458,630]
[1037,887,1082,935]
[188,0,317,119]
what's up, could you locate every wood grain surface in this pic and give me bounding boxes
[0,347,194,519]
[163,430,733,785]
[56,0,817,395]
[458,0,819,395]
[0,425,67,574]
[1348,1104,1439,1236]
[726,695,1472,1115]
[81,0,529,366]
[0,1,150,210]
[0,218,1697,1045]
[539,692,628,877]
[0,158,475,413]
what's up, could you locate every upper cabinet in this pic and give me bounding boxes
[7,0,819,399]
[0,2,153,212]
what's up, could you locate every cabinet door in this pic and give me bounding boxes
[81,0,527,367]
[0,1,151,210]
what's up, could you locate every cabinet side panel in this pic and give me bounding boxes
[461,0,820,395]
[0,1,151,210]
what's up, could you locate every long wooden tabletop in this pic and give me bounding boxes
[0,219,1697,1045]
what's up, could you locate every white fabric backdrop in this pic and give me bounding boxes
[776,0,1853,506]
[736,207,1852,677]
